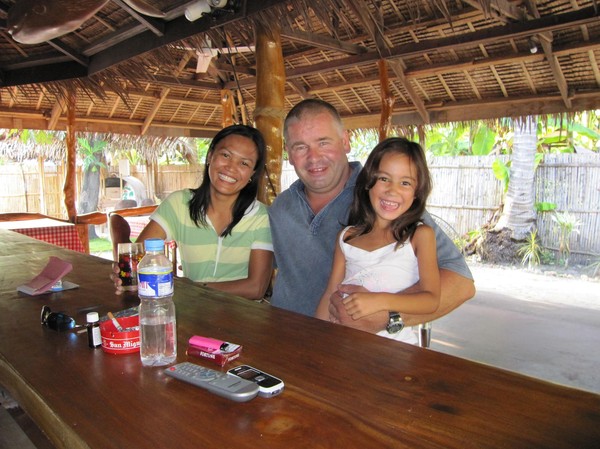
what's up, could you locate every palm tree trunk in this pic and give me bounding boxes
[494,116,537,240]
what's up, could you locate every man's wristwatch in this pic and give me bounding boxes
[386,312,404,334]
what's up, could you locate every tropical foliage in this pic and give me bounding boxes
[587,255,600,278]
[517,229,543,269]
[422,111,599,156]
[551,211,582,268]
[2,111,598,164]
[78,138,107,172]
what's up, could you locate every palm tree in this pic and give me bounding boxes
[494,116,537,240]
[78,137,107,238]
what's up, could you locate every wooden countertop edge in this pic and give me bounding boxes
[0,356,90,449]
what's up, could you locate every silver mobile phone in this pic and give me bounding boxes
[227,365,284,398]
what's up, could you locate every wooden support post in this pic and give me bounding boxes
[63,89,89,252]
[221,89,238,127]
[378,59,395,142]
[63,89,77,222]
[254,21,285,205]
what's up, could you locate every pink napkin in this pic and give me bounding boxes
[17,257,74,296]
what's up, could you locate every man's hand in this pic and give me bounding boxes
[400,270,475,326]
[109,263,125,295]
[328,284,388,333]
[327,271,475,332]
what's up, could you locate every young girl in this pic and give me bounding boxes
[112,124,273,300]
[315,137,440,344]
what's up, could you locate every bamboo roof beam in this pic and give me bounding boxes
[590,50,600,87]
[490,65,509,98]
[524,0,571,108]
[48,94,65,130]
[388,59,430,124]
[141,51,193,135]
[280,29,367,55]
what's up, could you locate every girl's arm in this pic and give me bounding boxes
[315,234,347,320]
[203,249,274,301]
[343,225,441,319]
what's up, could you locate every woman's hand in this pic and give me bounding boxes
[109,263,125,295]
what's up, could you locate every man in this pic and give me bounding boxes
[269,99,474,333]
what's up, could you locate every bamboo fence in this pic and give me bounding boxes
[423,154,600,264]
[1,154,598,264]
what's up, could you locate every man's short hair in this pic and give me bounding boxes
[283,99,344,141]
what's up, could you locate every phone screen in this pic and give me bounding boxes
[231,366,281,388]
[236,367,260,380]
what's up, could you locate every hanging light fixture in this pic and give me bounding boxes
[185,0,211,21]
[528,37,538,54]
[184,0,231,21]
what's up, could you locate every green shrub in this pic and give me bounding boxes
[517,230,543,269]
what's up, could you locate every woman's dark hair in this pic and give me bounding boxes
[188,124,266,237]
[347,137,432,247]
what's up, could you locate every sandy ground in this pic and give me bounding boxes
[430,263,600,394]
[470,263,599,310]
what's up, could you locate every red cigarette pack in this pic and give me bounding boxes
[186,336,242,367]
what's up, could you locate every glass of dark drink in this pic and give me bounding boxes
[117,242,144,291]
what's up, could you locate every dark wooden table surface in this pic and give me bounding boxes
[1,229,599,449]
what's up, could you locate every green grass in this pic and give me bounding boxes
[89,237,112,252]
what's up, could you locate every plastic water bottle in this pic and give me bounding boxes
[137,238,177,366]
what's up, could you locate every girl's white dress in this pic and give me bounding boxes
[339,226,419,344]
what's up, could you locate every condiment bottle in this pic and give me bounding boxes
[86,312,102,348]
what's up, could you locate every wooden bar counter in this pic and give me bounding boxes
[1,229,599,449]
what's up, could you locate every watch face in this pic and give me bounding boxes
[387,322,403,333]
[387,313,404,334]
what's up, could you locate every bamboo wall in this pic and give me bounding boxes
[1,155,598,264]
[426,155,507,238]
[0,163,203,217]
[0,162,84,218]
[424,154,600,265]
[534,154,600,262]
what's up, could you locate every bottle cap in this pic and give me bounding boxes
[86,312,100,323]
[144,238,165,252]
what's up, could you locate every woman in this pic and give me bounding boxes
[112,124,273,300]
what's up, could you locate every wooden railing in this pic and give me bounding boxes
[74,205,158,253]
[1,207,158,254]
[0,213,71,223]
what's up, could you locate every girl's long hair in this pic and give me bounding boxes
[188,124,266,237]
[348,137,432,246]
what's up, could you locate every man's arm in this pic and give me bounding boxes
[329,269,475,332]
[401,269,475,326]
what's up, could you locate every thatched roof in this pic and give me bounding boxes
[0,0,599,138]
[0,128,198,162]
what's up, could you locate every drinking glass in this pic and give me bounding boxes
[117,242,144,291]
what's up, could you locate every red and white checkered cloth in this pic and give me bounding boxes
[125,216,150,239]
[3,219,85,253]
